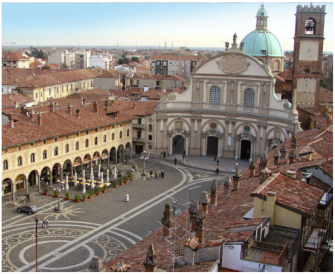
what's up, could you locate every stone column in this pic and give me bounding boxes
[162,119,168,150]
[256,125,262,157]
[234,137,239,160]
[224,121,230,152]
[191,118,195,149]
[11,182,15,203]
[249,140,254,162]
[196,119,202,150]
[217,136,222,158]
[202,136,206,156]
[36,173,40,192]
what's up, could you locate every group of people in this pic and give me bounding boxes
[214,156,220,174]
[149,169,165,178]
[160,151,167,158]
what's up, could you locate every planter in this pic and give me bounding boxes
[125,181,129,184]
[103,190,107,193]
[130,178,134,181]
[54,195,59,198]
[82,198,87,202]
[88,196,93,199]
[120,183,124,186]
[97,193,102,195]
[114,185,118,188]
[74,200,80,203]
[65,198,71,201]
[43,193,49,196]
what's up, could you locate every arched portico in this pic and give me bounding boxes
[125,142,132,159]
[235,133,256,162]
[73,157,82,176]
[63,159,72,177]
[92,151,101,167]
[168,128,190,156]
[52,163,62,185]
[110,147,117,164]
[117,145,125,163]
[41,166,51,188]
[83,154,91,169]
[101,149,109,168]
[28,170,39,191]
[201,129,224,157]
[14,174,27,195]
[2,178,13,200]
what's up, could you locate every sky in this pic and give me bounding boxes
[1,1,333,52]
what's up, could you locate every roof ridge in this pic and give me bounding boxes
[251,172,280,195]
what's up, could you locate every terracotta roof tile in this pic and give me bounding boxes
[2,92,34,108]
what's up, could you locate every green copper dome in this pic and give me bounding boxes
[241,30,284,57]
[257,4,268,17]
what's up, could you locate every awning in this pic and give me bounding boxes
[73,161,81,167]
[92,156,100,161]
[83,159,90,164]
[101,153,108,159]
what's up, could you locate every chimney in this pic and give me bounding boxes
[288,149,296,163]
[210,179,218,207]
[38,112,42,126]
[105,100,109,111]
[50,101,54,113]
[260,152,268,169]
[20,105,27,115]
[143,244,158,272]
[189,200,198,232]
[233,164,241,191]
[301,172,313,184]
[83,97,86,106]
[266,191,276,224]
[14,102,19,108]
[9,113,15,128]
[291,134,298,149]
[273,148,281,165]
[287,170,297,179]
[199,191,210,215]
[280,142,288,159]
[260,166,272,184]
[88,256,106,272]
[67,103,73,115]
[195,209,205,244]
[249,160,256,177]
[94,100,98,113]
[76,107,81,118]
[223,176,232,197]
[161,203,173,238]
[29,109,35,122]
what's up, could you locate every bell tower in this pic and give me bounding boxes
[292,4,326,106]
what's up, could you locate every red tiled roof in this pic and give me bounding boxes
[279,69,293,81]
[2,53,29,60]
[319,88,333,103]
[2,92,34,108]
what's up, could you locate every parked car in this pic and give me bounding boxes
[17,205,38,215]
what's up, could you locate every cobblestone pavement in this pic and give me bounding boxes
[2,156,244,272]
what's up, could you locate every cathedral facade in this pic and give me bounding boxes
[154,6,301,161]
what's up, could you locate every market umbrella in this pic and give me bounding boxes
[74,171,77,187]
[90,167,95,189]
[106,170,109,183]
[65,175,69,191]
[83,169,86,194]
[98,164,101,178]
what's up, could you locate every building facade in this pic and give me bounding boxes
[2,53,29,68]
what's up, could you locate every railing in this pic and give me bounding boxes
[132,124,145,129]
[132,137,144,142]
[278,241,289,266]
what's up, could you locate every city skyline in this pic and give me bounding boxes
[2,2,334,52]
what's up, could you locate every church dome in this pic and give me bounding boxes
[257,4,268,17]
[241,30,283,57]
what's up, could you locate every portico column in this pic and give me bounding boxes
[256,125,262,157]
[25,178,28,195]
[234,137,239,160]
[169,135,173,155]
[185,136,189,156]
[115,151,117,164]
[202,136,206,156]
[190,119,195,150]
[163,119,168,150]
[196,119,202,150]
[224,121,230,152]
[249,140,254,162]
[129,147,132,159]
[11,182,15,201]
[36,173,40,192]
[217,137,222,158]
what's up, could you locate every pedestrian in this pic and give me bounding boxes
[160,152,163,158]
[124,193,129,202]
[161,170,165,178]
[159,170,161,178]
[174,158,177,165]
[163,151,166,158]
[42,217,49,229]
[216,159,219,166]
[125,156,128,164]
[155,170,158,178]
[215,167,219,174]
[26,194,30,203]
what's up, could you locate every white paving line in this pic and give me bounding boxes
[14,166,188,272]
[189,186,202,190]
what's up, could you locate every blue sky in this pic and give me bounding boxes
[2,2,333,51]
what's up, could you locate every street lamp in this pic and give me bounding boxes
[140,151,149,176]
[53,180,64,213]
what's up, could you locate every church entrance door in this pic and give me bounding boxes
[207,137,218,156]
[240,140,251,160]
[173,135,184,154]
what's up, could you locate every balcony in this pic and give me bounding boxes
[132,137,144,142]
[132,124,145,129]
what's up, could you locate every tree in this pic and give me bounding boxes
[321,75,329,89]
[59,62,69,69]
[131,57,139,63]
[118,58,129,65]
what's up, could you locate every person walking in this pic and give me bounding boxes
[42,217,49,229]
[215,167,219,174]
[174,158,177,165]
[124,193,129,202]
[160,152,163,158]
[163,151,166,158]
[216,159,219,166]
[161,170,165,178]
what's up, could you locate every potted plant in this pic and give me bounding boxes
[129,172,134,181]
[43,188,49,196]
[120,177,124,185]
[96,187,102,195]
[114,179,119,188]
[124,176,129,184]
[82,193,87,202]
[88,190,94,199]
[118,169,122,177]
[65,192,71,200]
[53,189,59,198]
[103,184,107,193]
[74,194,80,203]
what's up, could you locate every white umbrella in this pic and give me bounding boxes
[101,175,104,186]
[90,167,95,189]
[106,170,109,183]
[74,171,77,187]
[65,175,69,191]
[98,164,101,178]
[83,169,86,194]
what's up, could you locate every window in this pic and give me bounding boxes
[148,124,153,132]
[95,137,98,145]
[86,130,89,135]
[273,60,279,72]
[17,156,22,166]
[137,118,142,124]
[76,141,79,151]
[65,144,69,153]
[85,139,89,148]
[66,85,68,92]
[127,129,129,137]
[149,145,152,149]
[54,147,58,156]
[31,153,35,163]
[305,18,315,34]
[112,133,115,140]
[43,150,47,159]
[3,160,8,170]
[104,135,107,142]
[209,86,221,104]
[49,89,51,96]
[119,131,122,139]
[43,140,46,144]
[18,146,21,151]
[137,130,141,138]
[95,128,98,133]
[148,135,152,141]
[244,88,255,107]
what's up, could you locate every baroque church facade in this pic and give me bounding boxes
[154,5,302,161]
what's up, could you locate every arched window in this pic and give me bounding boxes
[119,131,122,139]
[54,147,58,156]
[244,88,255,107]
[31,153,35,163]
[18,156,22,166]
[43,150,47,160]
[127,129,129,137]
[95,137,98,145]
[65,144,69,153]
[209,86,221,104]
[112,133,115,140]
[305,18,315,35]
[273,60,280,72]
[85,139,89,148]
[3,160,8,170]
[103,135,107,142]
[76,141,80,151]
[148,124,153,132]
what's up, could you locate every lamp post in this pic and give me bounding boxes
[53,180,64,213]
[35,216,39,272]
[140,151,149,176]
